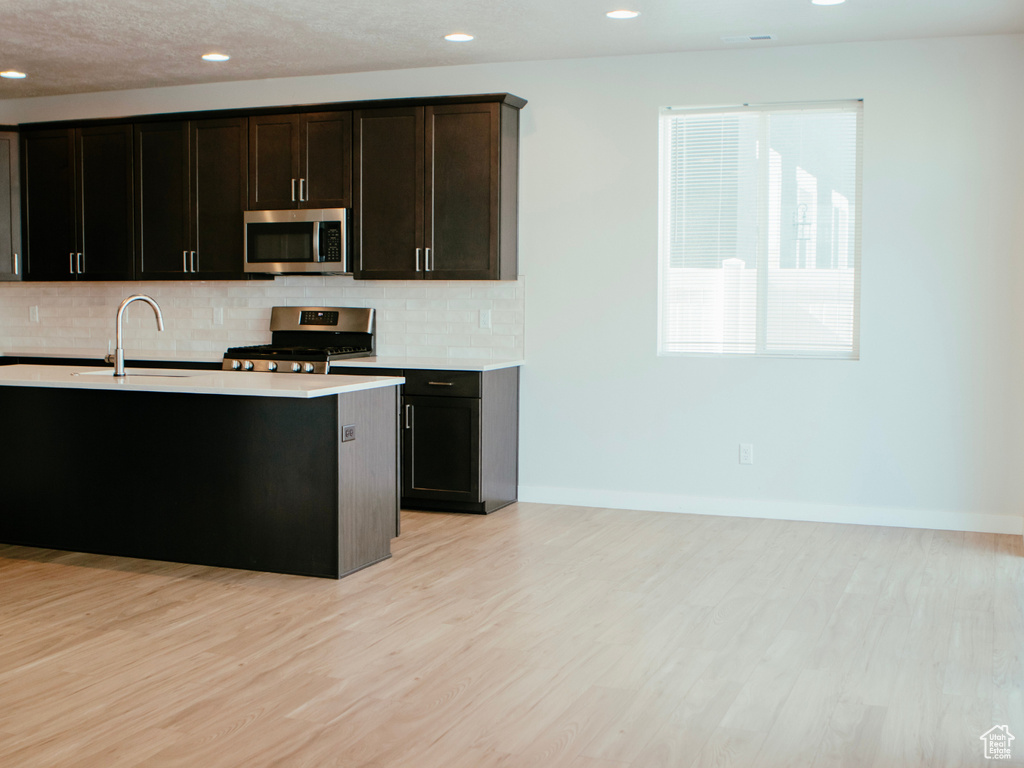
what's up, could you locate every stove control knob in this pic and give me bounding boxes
[243,360,254,371]
[291,363,301,372]
[231,360,241,370]
[304,363,315,373]
[267,362,278,372]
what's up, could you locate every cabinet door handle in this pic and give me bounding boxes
[299,178,307,202]
[77,253,84,274]
[427,381,454,387]
[415,248,422,272]
[183,251,189,272]
[70,252,76,275]
[404,403,412,429]
[425,247,432,272]
[291,178,297,202]
[192,251,198,273]
[12,253,18,276]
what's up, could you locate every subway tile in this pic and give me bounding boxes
[405,345,448,357]
[448,347,493,359]
[0,276,524,360]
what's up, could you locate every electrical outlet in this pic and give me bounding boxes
[479,309,492,329]
[739,443,754,465]
[213,307,224,326]
[342,424,356,442]
[29,306,38,323]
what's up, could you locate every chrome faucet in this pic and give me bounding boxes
[108,295,164,376]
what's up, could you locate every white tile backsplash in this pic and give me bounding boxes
[0,275,525,362]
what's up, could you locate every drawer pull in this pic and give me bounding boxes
[427,381,454,386]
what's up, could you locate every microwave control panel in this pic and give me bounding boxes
[323,223,343,262]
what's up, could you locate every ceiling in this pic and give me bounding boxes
[2,0,1023,100]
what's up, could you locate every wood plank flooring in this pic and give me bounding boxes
[1,503,1022,767]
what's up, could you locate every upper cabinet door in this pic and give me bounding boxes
[76,125,135,280]
[248,114,301,210]
[0,132,21,282]
[424,103,501,281]
[302,111,352,209]
[22,128,78,280]
[135,121,190,278]
[352,107,424,280]
[192,118,248,275]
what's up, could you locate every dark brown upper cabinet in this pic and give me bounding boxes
[248,112,352,210]
[353,100,519,281]
[0,131,21,282]
[135,117,248,279]
[21,124,134,281]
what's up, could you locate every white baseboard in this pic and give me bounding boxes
[517,485,1024,536]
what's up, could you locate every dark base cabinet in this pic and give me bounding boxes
[336,366,519,514]
[0,384,399,578]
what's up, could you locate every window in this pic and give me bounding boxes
[658,101,862,358]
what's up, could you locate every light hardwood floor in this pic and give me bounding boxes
[1,503,1022,767]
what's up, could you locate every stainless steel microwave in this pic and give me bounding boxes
[243,209,349,275]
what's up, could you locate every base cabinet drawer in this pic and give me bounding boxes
[402,369,481,397]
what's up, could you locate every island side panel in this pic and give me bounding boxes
[336,385,399,576]
[0,386,341,577]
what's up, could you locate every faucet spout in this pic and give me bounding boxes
[112,294,164,376]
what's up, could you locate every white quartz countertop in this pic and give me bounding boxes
[2,349,523,372]
[0,365,404,399]
[330,356,523,372]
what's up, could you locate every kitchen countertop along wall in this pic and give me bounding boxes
[0,275,525,363]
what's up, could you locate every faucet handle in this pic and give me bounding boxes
[104,353,115,365]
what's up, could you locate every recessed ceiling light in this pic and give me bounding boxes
[201,53,230,62]
[0,71,27,79]
[606,10,640,19]
[811,0,845,5]
[444,33,474,42]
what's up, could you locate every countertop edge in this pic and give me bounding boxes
[0,366,405,399]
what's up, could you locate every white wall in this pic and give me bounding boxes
[3,35,1022,533]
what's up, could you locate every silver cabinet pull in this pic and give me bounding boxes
[70,252,76,274]
[425,247,432,272]
[291,178,297,202]
[191,251,197,273]
[404,403,412,429]
[12,253,18,276]
[78,253,84,274]
[415,247,422,272]
[183,251,189,272]
[299,178,307,202]
[427,381,454,387]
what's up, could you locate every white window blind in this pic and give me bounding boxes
[658,101,862,358]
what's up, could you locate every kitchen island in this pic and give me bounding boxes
[0,365,403,578]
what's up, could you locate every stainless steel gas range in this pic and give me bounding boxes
[222,306,374,374]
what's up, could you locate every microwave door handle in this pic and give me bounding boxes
[312,221,322,262]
